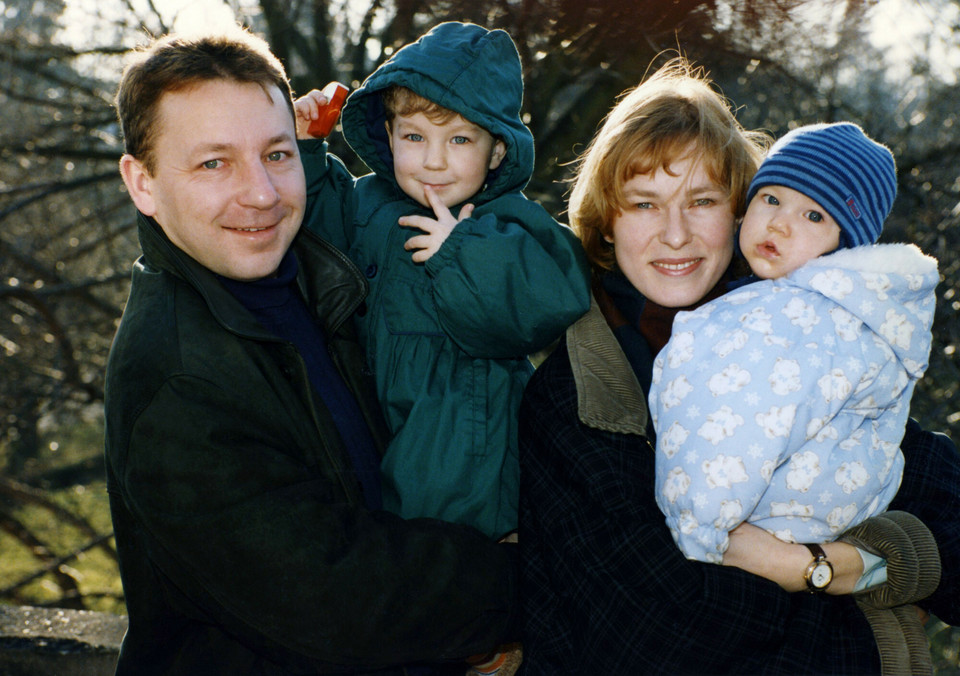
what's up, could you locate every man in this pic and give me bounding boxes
[106,27,517,675]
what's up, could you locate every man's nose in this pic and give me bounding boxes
[238,161,281,208]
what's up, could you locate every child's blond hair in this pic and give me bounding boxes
[382,85,458,126]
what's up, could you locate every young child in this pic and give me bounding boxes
[295,21,590,541]
[650,122,939,566]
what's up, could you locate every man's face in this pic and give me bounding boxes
[120,79,305,281]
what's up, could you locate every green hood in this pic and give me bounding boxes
[341,21,534,205]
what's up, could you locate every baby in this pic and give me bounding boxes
[651,122,939,574]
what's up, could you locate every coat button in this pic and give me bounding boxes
[364,264,377,278]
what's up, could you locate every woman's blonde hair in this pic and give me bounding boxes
[569,57,770,273]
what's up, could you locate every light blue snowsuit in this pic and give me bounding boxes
[651,243,938,562]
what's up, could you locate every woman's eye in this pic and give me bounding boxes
[636,202,653,210]
[693,198,714,207]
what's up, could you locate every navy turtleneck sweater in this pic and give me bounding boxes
[219,251,382,510]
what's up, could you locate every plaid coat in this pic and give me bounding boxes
[518,298,960,675]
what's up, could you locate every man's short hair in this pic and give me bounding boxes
[569,57,770,274]
[115,27,294,175]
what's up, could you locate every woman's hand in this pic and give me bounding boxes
[722,522,864,594]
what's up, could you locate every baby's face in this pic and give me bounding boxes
[740,185,842,279]
[386,112,505,209]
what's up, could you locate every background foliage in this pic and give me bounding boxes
[0,0,957,668]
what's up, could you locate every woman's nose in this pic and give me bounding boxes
[661,210,693,248]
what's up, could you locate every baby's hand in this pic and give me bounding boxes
[293,89,330,139]
[399,185,475,263]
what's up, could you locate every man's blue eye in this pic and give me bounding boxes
[202,159,221,169]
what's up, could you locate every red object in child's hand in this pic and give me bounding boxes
[307,82,349,138]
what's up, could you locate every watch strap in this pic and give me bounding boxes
[805,542,827,561]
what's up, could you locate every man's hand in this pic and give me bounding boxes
[399,185,475,263]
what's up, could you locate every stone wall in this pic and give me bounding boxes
[0,605,126,676]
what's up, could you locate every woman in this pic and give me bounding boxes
[517,58,960,674]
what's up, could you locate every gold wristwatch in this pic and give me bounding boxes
[803,543,834,593]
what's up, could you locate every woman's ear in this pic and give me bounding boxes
[119,154,158,217]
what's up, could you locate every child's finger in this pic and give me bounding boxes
[410,248,432,264]
[398,215,434,234]
[423,185,453,221]
[403,235,434,254]
[457,202,476,221]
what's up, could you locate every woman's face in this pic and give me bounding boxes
[605,152,736,308]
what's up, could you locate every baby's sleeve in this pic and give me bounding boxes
[651,292,823,562]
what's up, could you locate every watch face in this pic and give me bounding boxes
[811,562,832,588]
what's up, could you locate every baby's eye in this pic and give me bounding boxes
[805,210,824,223]
[451,136,470,145]
[762,193,779,206]
[201,159,223,170]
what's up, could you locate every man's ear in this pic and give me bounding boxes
[489,139,506,170]
[119,154,158,217]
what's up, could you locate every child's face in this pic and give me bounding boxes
[740,185,841,279]
[386,112,506,209]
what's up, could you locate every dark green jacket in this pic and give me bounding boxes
[305,22,590,538]
[104,148,518,675]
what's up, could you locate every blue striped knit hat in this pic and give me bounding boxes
[746,122,897,248]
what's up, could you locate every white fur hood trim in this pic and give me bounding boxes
[808,242,939,276]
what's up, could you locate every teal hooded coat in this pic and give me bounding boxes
[303,22,590,537]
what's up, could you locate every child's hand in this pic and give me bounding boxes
[399,185,475,263]
[293,89,330,139]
